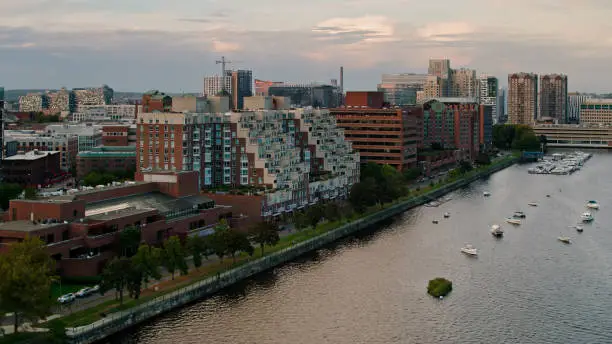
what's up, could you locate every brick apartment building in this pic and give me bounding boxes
[136,99,359,221]
[421,98,480,160]
[0,171,238,277]
[2,150,62,187]
[76,146,137,179]
[101,125,129,146]
[330,91,423,171]
[142,90,172,113]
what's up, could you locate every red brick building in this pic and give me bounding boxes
[142,91,172,113]
[0,171,241,277]
[76,146,137,179]
[422,98,480,160]
[2,150,62,187]
[102,125,129,146]
[331,91,423,171]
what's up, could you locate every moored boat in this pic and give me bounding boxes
[586,200,600,209]
[491,224,504,237]
[558,236,571,244]
[581,212,594,222]
[505,217,521,225]
[461,244,478,256]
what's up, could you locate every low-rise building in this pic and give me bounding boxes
[45,124,102,152]
[102,125,129,146]
[533,124,612,148]
[0,171,238,277]
[578,99,612,125]
[77,146,136,179]
[4,130,78,171]
[2,150,62,187]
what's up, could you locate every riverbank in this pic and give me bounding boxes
[54,156,517,344]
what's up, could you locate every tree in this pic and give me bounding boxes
[100,258,131,305]
[475,153,491,165]
[349,177,378,213]
[293,212,309,231]
[324,202,341,222]
[0,237,56,333]
[24,187,38,200]
[119,226,141,257]
[0,183,22,210]
[403,168,422,182]
[305,204,325,228]
[512,131,541,151]
[226,229,254,263]
[209,220,230,262]
[459,160,473,173]
[186,235,207,270]
[161,236,188,280]
[248,222,280,256]
[128,245,162,299]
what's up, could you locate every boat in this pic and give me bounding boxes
[546,194,551,198]
[432,220,439,224]
[528,202,538,207]
[443,212,450,218]
[558,236,571,244]
[581,212,594,222]
[513,211,526,218]
[460,244,478,256]
[505,217,521,225]
[586,200,600,209]
[491,224,504,237]
[483,191,491,197]
[576,226,584,233]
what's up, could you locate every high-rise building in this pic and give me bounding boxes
[508,73,538,125]
[497,88,507,124]
[428,59,452,96]
[229,70,253,110]
[203,75,232,98]
[453,68,478,98]
[539,74,568,123]
[377,73,428,105]
[568,93,591,123]
[418,75,442,103]
[268,83,340,108]
[479,74,499,123]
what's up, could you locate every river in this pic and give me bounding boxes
[108,151,612,344]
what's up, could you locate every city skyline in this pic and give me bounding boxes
[1,1,612,92]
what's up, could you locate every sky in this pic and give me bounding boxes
[1,0,612,93]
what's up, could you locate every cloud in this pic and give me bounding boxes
[417,22,477,42]
[313,16,396,44]
[211,40,241,53]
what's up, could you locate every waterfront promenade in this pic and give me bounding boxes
[55,156,516,344]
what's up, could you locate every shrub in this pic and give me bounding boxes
[427,277,452,297]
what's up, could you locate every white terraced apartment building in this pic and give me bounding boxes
[137,107,360,216]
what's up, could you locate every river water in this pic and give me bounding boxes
[110,151,612,344]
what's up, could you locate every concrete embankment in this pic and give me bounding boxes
[67,158,517,344]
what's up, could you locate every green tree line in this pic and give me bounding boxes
[492,124,544,151]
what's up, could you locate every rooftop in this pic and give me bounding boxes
[4,150,60,161]
[0,220,65,233]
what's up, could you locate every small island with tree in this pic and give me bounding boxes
[427,277,453,298]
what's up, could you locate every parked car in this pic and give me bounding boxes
[57,293,75,304]
[90,285,100,293]
[75,287,92,298]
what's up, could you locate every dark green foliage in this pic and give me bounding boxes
[349,163,407,213]
[226,230,254,263]
[119,226,141,257]
[402,168,422,181]
[305,204,325,228]
[427,278,453,297]
[475,153,491,165]
[493,124,541,151]
[0,183,22,210]
[248,222,280,256]
[161,236,188,280]
[81,169,136,187]
[100,258,131,305]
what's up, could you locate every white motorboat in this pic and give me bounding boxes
[444,212,450,218]
[461,244,478,256]
[581,212,594,222]
[586,200,600,209]
[576,226,584,233]
[528,202,538,207]
[491,224,504,237]
[483,191,491,197]
[505,217,521,225]
[513,211,526,218]
[558,236,571,244]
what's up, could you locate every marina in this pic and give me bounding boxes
[527,151,592,175]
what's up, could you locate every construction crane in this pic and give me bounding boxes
[215,56,233,77]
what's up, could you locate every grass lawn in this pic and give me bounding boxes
[0,332,45,344]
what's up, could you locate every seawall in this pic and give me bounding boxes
[66,158,517,344]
